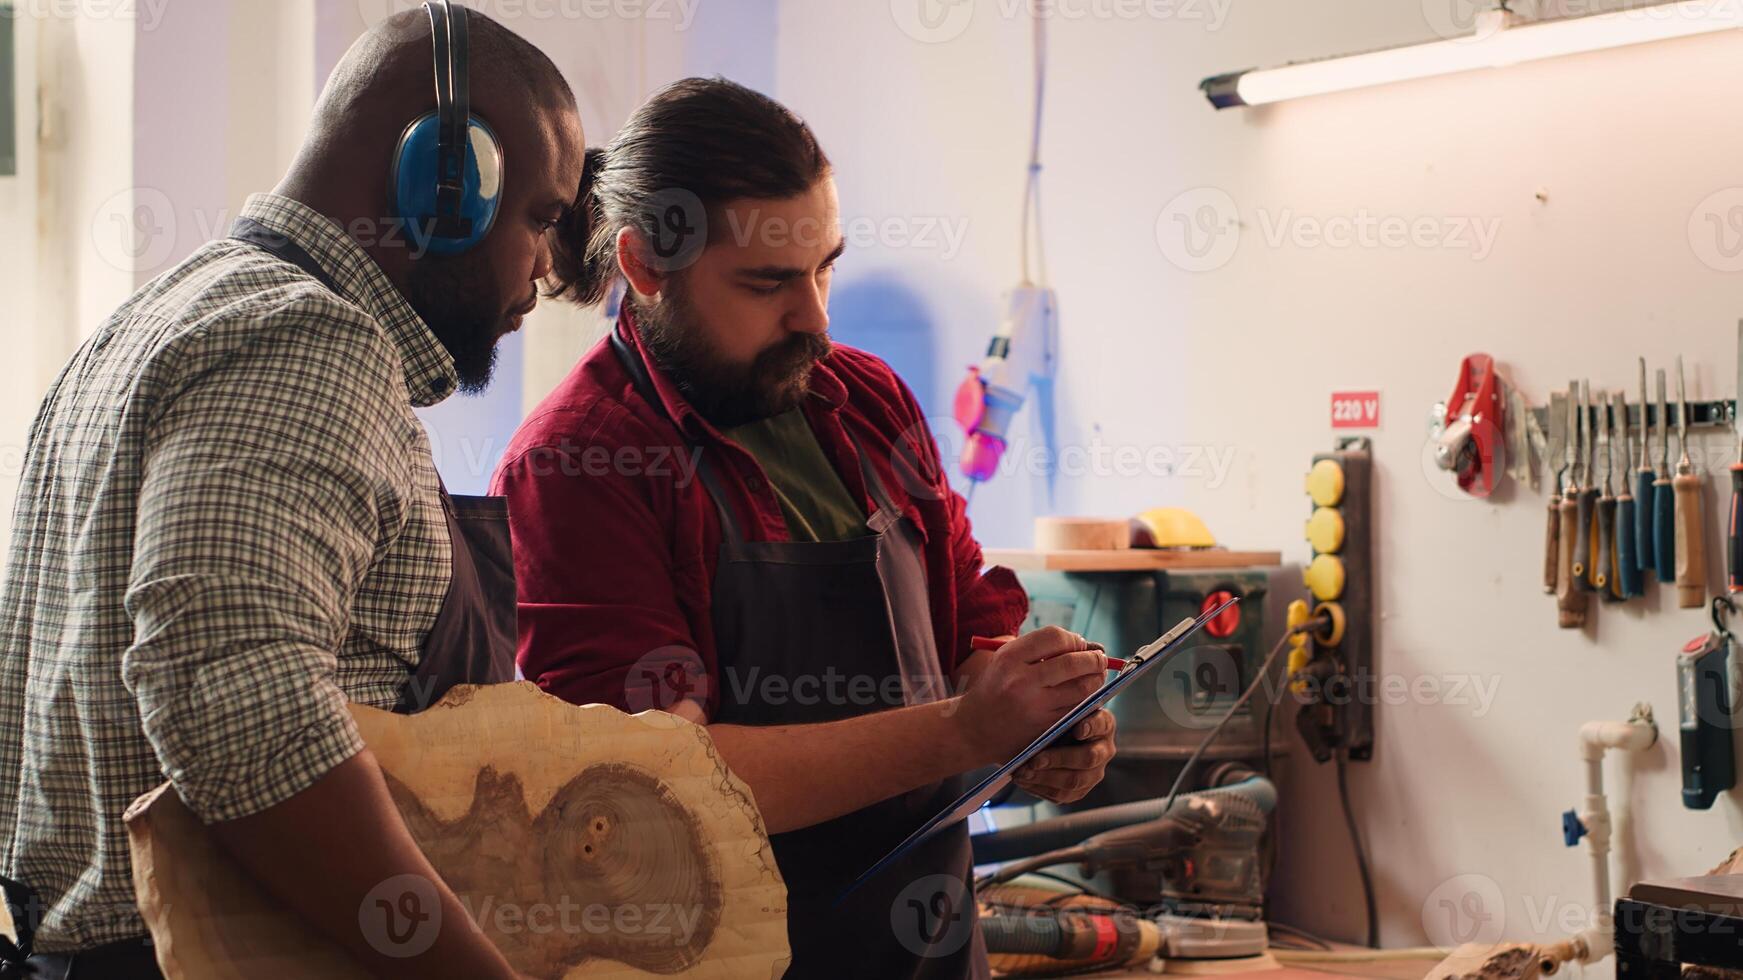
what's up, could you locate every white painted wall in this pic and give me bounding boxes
[775,0,1743,972]
[0,6,40,549]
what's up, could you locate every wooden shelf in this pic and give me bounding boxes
[983,548,1283,572]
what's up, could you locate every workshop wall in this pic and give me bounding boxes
[774,0,1743,973]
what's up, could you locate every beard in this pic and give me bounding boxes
[405,252,513,395]
[633,282,833,428]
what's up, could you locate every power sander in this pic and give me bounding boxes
[971,770,1275,974]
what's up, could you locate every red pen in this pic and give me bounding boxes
[970,635,1125,671]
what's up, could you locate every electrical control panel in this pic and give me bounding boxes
[1295,438,1376,763]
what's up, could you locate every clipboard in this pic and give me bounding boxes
[840,595,1241,901]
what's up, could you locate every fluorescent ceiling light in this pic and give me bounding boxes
[1202,1,1743,109]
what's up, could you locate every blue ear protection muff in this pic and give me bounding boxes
[389,0,503,256]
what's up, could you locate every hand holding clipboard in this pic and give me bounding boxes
[841,595,1240,900]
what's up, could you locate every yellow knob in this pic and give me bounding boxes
[1307,459,1345,507]
[1285,598,1310,633]
[1285,599,1312,692]
[1304,554,1346,601]
[1305,506,1345,554]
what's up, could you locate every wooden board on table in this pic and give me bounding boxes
[125,681,790,980]
[985,548,1283,572]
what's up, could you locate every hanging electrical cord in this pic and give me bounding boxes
[1018,10,1049,287]
[1155,620,1308,819]
[1336,749,1378,949]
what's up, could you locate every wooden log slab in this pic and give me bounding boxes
[1425,942,1542,980]
[125,681,790,979]
[1033,517,1131,552]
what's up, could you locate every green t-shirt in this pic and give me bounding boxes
[722,410,869,543]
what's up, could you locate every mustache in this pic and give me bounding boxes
[759,332,833,376]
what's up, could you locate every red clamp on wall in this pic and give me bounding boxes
[1437,353,1507,497]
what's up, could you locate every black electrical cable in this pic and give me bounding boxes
[978,845,1087,889]
[1156,626,1295,819]
[1335,750,1378,948]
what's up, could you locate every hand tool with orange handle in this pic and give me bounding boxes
[1674,355,1707,608]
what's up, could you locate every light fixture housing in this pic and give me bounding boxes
[1202,1,1743,109]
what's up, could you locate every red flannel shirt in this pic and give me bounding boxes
[490,311,1029,717]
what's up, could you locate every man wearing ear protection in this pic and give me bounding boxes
[0,5,579,978]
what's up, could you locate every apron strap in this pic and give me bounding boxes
[846,432,906,535]
[606,328,747,543]
[229,217,345,296]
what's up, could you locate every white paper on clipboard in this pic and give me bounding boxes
[839,595,1241,902]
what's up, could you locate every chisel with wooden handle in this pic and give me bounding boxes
[1556,382,1588,628]
[1674,355,1706,608]
[1544,391,1568,595]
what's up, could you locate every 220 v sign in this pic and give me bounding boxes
[1330,391,1381,429]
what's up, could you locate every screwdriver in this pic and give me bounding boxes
[1573,381,1601,592]
[1674,355,1707,608]
[1730,321,1743,594]
[1615,388,1644,598]
[1654,368,1677,583]
[1635,358,1657,576]
[1556,382,1588,628]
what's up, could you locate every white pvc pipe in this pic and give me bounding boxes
[1569,711,1657,965]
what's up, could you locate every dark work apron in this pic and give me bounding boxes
[610,331,987,980]
[2,219,519,980]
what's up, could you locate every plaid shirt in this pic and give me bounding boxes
[0,194,458,951]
